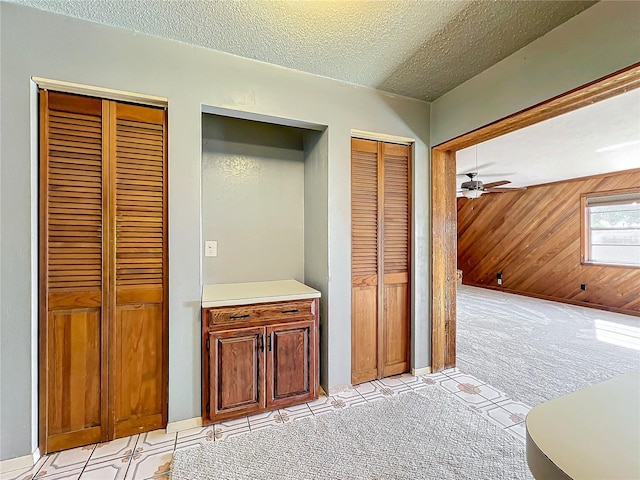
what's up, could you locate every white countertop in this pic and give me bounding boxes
[202,279,321,308]
[526,369,640,480]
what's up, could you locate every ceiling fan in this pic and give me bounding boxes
[457,172,526,198]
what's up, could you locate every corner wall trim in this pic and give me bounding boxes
[0,448,40,474]
[412,366,432,376]
[165,417,203,434]
[32,77,168,107]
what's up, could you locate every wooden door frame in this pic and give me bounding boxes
[430,62,640,372]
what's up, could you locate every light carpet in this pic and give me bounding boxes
[457,285,640,407]
[171,387,531,480]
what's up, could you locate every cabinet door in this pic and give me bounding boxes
[209,327,265,421]
[266,320,316,408]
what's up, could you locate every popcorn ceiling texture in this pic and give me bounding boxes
[11,0,595,101]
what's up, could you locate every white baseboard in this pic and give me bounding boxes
[411,366,432,376]
[166,416,202,434]
[0,448,40,474]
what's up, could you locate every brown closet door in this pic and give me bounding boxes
[381,143,411,377]
[351,138,380,384]
[39,91,108,452]
[351,139,411,384]
[110,103,168,438]
[40,92,168,453]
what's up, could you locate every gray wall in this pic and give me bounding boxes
[431,1,640,146]
[303,130,330,388]
[201,115,306,285]
[0,2,429,460]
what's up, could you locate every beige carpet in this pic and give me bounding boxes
[171,387,531,480]
[457,285,640,406]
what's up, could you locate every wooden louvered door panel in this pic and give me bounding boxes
[351,139,380,384]
[39,91,108,452]
[111,103,167,438]
[351,139,411,384]
[381,143,411,377]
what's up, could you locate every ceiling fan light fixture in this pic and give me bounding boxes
[462,189,483,199]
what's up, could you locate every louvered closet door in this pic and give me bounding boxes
[39,91,108,452]
[351,138,411,384]
[381,143,410,377]
[40,92,167,453]
[110,103,167,438]
[351,138,380,384]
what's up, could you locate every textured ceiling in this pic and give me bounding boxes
[9,0,596,101]
[456,88,640,192]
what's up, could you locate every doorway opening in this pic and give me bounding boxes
[430,63,640,371]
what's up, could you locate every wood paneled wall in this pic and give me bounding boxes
[457,169,640,315]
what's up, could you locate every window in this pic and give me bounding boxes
[582,190,640,267]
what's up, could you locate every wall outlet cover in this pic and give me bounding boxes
[205,240,218,257]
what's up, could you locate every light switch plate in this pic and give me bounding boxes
[205,240,218,257]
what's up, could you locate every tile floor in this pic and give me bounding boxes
[1,369,531,480]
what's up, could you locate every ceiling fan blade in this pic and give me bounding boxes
[485,187,527,193]
[483,180,511,188]
[454,161,496,171]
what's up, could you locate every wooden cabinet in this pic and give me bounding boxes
[202,299,318,424]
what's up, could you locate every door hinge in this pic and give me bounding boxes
[206,338,210,350]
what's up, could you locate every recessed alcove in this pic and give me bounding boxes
[200,107,329,385]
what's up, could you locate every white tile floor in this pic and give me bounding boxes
[1,369,531,480]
